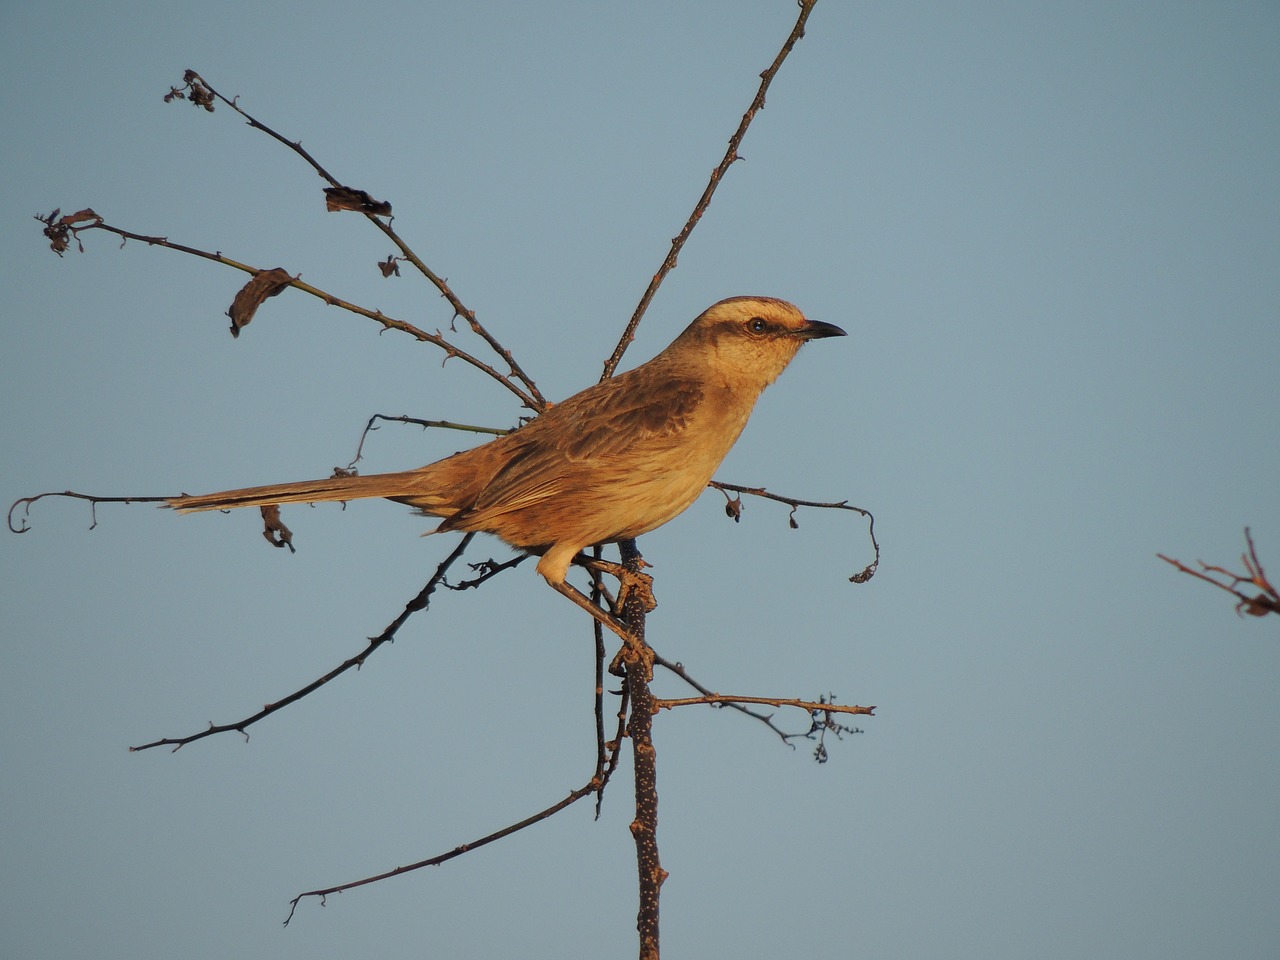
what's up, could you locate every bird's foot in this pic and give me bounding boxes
[578,556,657,615]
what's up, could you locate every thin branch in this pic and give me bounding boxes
[1159,528,1279,618]
[590,547,612,815]
[169,70,546,411]
[650,650,796,745]
[585,544,631,817]
[601,0,820,379]
[444,553,528,591]
[347,413,514,471]
[129,535,475,752]
[651,650,872,757]
[654,694,875,717]
[34,210,538,409]
[9,490,170,533]
[284,779,599,926]
[711,479,880,583]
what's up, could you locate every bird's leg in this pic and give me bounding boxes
[547,579,636,647]
[575,555,657,615]
[548,575,654,680]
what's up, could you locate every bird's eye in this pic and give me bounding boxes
[746,317,768,334]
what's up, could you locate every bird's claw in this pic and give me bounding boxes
[614,569,657,615]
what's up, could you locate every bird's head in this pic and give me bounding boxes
[670,296,846,389]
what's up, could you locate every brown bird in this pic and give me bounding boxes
[170,296,844,612]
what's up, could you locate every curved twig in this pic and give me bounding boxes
[8,490,170,533]
[710,479,880,583]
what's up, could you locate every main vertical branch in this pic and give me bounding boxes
[618,539,664,959]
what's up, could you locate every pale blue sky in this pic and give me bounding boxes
[3,2,1278,957]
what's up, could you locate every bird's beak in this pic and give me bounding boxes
[796,319,847,340]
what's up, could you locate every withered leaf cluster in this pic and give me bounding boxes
[36,208,101,256]
[163,69,215,111]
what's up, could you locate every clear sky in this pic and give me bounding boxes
[3,2,1278,957]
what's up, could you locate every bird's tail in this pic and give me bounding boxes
[167,470,433,514]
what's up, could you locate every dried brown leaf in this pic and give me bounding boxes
[226,267,293,338]
[323,186,392,217]
[260,504,295,552]
[724,495,743,523]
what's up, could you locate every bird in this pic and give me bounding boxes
[169,296,844,621]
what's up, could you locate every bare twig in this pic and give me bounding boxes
[710,479,880,583]
[585,543,632,817]
[601,0,820,379]
[129,534,475,752]
[589,547,613,815]
[1159,528,1279,618]
[167,70,546,411]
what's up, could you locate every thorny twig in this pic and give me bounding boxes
[444,553,529,591]
[284,780,600,926]
[129,534,475,752]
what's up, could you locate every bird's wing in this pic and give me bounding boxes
[444,373,705,526]
[559,373,705,461]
